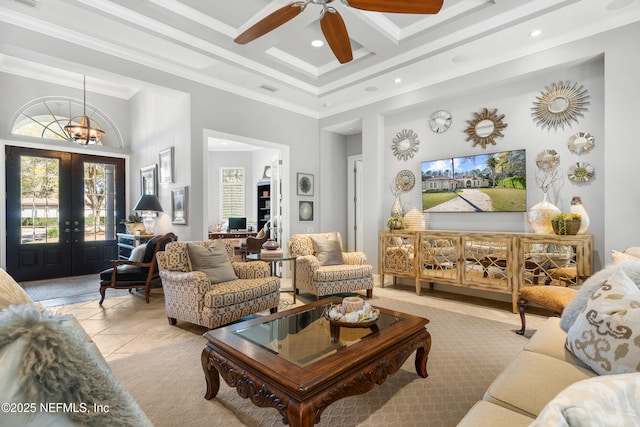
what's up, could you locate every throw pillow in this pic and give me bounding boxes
[309,235,344,266]
[612,249,640,263]
[187,241,238,284]
[531,372,640,427]
[0,303,151,427]
[624,247,640,259]
[0,269,33,311]
[128,244,147,262]
[560,258,640,332]
[142,235,162,263]
[566,268,640,375]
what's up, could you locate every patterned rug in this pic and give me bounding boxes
[109,296,529,427]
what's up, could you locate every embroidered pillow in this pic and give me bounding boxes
[566,268,640,375]
[187,241,238,284]
[532,372,640,427]
[309,235,344,266]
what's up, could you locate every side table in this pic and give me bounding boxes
[246,253,297,303]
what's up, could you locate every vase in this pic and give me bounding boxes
[527,193,561,234]
[126,223,146,235]
[390,196,404,217]
[570,196,590,234]
[262,238,280,251]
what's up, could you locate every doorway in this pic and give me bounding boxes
[5,146,125,281]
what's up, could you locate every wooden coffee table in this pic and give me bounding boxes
[202,297,431,427]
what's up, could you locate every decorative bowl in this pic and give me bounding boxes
[323,300,379,328]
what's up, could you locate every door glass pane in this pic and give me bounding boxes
[84,162,117,241]
[20,156,59,244]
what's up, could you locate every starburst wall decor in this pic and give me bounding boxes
[531,81,590,131]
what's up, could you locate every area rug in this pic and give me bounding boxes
[108,297,528,427]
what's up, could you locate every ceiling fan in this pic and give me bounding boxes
[234,0,444,64]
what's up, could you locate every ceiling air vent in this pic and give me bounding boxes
[14,0,40,6]
[259,84,278,93]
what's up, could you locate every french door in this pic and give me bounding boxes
[5,146,125,281]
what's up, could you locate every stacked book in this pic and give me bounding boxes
[260,249,283,258]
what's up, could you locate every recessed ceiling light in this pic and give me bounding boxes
[451,55,470,63]
[529,29,542,37]
[311,40,324,47]
[394,78,402,84]
[607,0,633,11]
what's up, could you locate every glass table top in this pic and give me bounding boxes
[233,302,404,367]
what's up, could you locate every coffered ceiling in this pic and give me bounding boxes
[1,0,639,120]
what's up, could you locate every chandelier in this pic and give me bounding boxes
[64,76,105,145]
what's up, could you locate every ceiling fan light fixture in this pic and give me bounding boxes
[235,0,444,64]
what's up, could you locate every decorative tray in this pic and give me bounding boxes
[323,300,380,328]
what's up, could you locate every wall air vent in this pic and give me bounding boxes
[14,0,40,6]
[259,84,278,92]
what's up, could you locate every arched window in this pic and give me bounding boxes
[11,97,124,148]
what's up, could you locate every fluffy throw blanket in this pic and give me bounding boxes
[0,304,151,427]
[560,259,640,332]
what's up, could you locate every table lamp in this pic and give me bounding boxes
[133,194,163,234]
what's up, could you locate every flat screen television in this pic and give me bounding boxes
[228,217,247,231]
[421,149,526,213]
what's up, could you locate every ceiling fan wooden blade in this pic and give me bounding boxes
[346,0,443,14]
[234,3,305,44]
[321,9,353,64]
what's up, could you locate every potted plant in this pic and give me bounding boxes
[120,213,146,235]
[387,214,406,231]
[551,213,582,235]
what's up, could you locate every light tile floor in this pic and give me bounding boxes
[52,279,550,362]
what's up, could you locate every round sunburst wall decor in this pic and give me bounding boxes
[531,81,590,131]
[391,129,420,161]
[464,108,508,148]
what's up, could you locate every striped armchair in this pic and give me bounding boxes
[288,232,373,299]
[156,240,280,329]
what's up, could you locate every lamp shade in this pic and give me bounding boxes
[133,194,163,212]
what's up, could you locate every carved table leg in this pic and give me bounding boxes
[286,400,316,427]
[414,329,432,378]
[201,348,220,400]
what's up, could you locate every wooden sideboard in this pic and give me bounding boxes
[380,230,593,313]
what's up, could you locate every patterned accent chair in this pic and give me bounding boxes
[156,240,280,329]
[288,232,374,299]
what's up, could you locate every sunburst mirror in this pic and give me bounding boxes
[464,108,508,148]
[392,129,420,161]
[531,81,590,131]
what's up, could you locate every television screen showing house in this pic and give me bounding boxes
[421,149,526,213]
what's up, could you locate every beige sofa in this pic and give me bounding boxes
[157,240,280,329]
[458,256,640,426]
[0,268,151,426]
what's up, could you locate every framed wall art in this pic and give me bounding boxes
[298,200,314,222]
[297,173,314,196]
[140,164,158,196]
[171,186,188,225]
[159,147,174,184]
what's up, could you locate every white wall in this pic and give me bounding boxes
[129,89,191,240]
[320,22,640,274]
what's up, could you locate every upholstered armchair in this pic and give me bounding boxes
[156,239,280,329]
[288,232,373,299]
